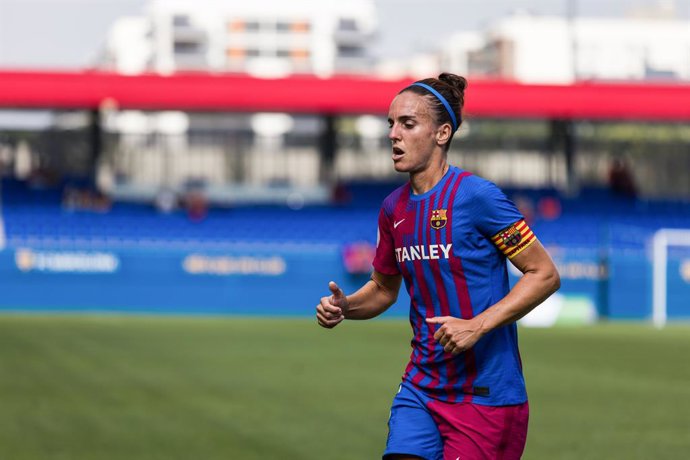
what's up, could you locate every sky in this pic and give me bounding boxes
[0,0,688,68]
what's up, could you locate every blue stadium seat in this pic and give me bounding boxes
[2,179,689,251]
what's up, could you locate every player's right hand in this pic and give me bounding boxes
[316,281,349,329]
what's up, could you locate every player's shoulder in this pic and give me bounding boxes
[455,169,504,202]
[380,182,410,216]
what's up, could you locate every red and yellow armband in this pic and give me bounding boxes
[491,219,536,259]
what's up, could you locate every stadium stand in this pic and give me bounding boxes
[3,178,690,252]
[0,178,380,249]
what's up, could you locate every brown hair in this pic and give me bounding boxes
[400,72,468,142]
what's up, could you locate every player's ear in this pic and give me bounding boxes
[436,124,452,146]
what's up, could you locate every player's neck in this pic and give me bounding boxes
[410,161,449,195]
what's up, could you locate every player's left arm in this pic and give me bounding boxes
[477,239,561,330]
[427,240,560,354]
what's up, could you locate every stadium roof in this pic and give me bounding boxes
[1,70,689,121]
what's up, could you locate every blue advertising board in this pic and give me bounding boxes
[0,242,686,320]
[0,245,410,316]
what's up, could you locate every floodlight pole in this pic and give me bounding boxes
[319,114,337,184]
[549,119,578,194]
[89,107,102,189]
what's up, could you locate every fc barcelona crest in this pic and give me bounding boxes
[430,209,447,230]
[500,225,522,247]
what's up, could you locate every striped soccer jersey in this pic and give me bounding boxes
[373,165,536,405]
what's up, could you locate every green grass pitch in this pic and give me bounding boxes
[0,315,688,459]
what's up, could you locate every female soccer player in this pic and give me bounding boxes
[316,73,560,460]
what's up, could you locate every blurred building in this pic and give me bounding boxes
[100,0,377,77]
[441,11,690,83]
[94,0,379,205]
[86,5,690,205]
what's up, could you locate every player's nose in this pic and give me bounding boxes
[388,123,401,141]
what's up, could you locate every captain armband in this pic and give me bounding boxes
[491,219,537,259]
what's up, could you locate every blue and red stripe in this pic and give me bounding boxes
[427,169,461,400]
[443,171,477,402]
[411,196,440,388]
[421,194,447,389]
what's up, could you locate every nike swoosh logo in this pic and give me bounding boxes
[394,219,405,228]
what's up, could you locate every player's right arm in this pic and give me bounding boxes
[316,270,402,329]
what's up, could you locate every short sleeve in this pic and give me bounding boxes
[372,208,400,275]
[471,181,537,259]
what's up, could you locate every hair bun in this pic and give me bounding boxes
[438,72,468,93]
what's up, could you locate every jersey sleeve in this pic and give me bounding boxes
[372,207,400,275]
[471,181,537,259]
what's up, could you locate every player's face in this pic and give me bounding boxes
[387,91,442,174]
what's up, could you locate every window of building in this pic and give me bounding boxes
[338,18,358,32]
[245,21,261,32]
[277,20,311,33]
[227,20,245,32]
[173,15,191,27]
[337,45,363,58]
[292,21,311,33]
[290,49,310,60]
[226,47,246,59]
[174,41,203,54]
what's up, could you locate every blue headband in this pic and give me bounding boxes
[410,82,458,131]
